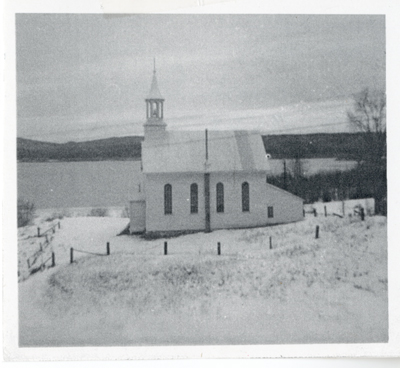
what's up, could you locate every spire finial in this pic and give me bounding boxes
[153,57,156,74]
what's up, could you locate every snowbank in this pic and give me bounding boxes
[18,210,388,346]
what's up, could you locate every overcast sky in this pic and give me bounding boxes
[16,14,385,142]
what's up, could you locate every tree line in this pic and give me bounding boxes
[267,88,386,214]
[267,164,386,214]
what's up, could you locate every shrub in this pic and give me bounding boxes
[18,199,35,227]
[89,207,108,217]
[45,211,67,222]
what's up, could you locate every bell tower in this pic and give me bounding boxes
[143,59,166,140]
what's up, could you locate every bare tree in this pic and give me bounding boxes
[347,88,386,214]
[347,88,386,163]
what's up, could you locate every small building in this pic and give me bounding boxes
[129,67,303,235]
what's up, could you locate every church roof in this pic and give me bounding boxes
[146,72,164,100]
[142,130,270,174]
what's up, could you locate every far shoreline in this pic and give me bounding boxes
[17,158,142,164]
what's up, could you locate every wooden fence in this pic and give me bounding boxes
[26,222,61,275]
[304,205,366,220]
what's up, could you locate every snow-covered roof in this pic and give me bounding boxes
[146,72,164,100]
[142,130,270,174]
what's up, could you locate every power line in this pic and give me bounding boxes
[19,119,351,146]
[136,121,351,150]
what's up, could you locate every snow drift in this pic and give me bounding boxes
[18,210,387,346]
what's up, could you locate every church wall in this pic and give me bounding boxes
[209,172,303,230]
[209,171,272,230]
[144,171,303,233]
[145,172,206,232]
[263,184,304,225]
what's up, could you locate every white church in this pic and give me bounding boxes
[129,67,304,236]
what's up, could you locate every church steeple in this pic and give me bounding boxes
[147,59,164,101]
[144,59,166,140]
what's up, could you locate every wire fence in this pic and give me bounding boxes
[70,242,110,263]
[37,222,61,238]
[27,251,56,276]
[27,236,51,269]
[304,205,366,220]
[25,221,61,275]
[68,226,319,262]
[22,209,368,277]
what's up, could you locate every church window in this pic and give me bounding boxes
[242,182,250,212]
[216,182,224,213]
[190,183,198,214]
[164,184,172,215]
[268,206,274,218]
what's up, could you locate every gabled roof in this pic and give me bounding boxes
[142,130,270,174]
[146,72,164,100]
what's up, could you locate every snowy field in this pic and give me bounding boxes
[18,208,388,346]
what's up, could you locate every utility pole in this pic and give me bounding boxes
[204,129,211,232]
[283,160,287,190]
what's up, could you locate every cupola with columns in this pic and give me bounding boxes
[143,60,166,140]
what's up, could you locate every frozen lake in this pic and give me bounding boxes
[18,158,357,209]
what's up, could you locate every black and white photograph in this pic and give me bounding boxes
[3,0,400,362]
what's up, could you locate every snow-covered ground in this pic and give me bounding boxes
[18,208,388,346]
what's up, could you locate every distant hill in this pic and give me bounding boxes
[17,133,365,162]
[17,136,143,162]
[262,133,365,160]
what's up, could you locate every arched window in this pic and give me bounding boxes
[190,183,198,214]
[242,182,250,212]
[216,182,224,213]
[164,184,172,215]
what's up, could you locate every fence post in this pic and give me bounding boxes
[315,225,320,239]
[269,236,272,250]
[70,248,74,264]
[107,242,110,255]
[324,206,327,217]
[360,208,365,221]
[45,234,48,243]
[52,252,55,267]
[40,243,43,251]
[303,209,305,217]
[164,241,168,256]
[217,242,221,255]
[53,227,55,234]
[27,259,30,268]
[313,208,317,217]
[37,227,40,237]
[58,222,61,229]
